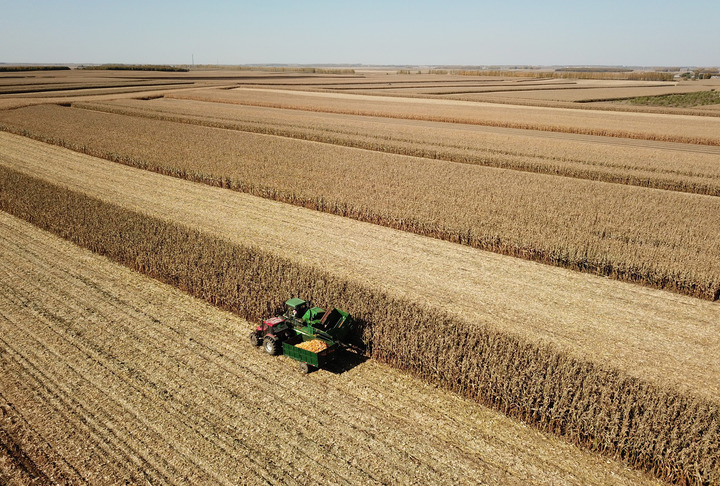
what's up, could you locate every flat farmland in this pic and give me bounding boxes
[327,82,705,101]
[442,85,712,102]
[1,134,718,484]
[2,69,720,484]
[168,87,720,144]
[3,131,719,397]
[1,105,719,301]
[73,98,720,192]
[0,212,660,485]
[298,76,720,114]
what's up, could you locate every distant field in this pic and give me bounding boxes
[226,75,720,114]
[0,78,192,96]
[72,97,720,195]
[441,84,714,103]
[168,87,720,144]
[621,90,720,107]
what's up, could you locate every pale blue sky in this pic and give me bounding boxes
[1,1,718,66]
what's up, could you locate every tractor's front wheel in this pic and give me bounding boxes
[299,362,313,374]
[263,336,281,355]
[249,332,261,347]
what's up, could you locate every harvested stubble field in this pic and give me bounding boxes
[0,134,718,484]
[327,83,694,101]
[1,106,719,301]
[428,81,718,103]
[0,68,235,110]
[0,79,193,96]
[167,87,720,144]
[2,213,661,485]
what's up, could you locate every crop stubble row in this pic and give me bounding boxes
[0,105,718,301]
[0,139,717,484]
[0,212,661,485]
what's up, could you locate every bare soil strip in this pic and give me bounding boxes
[0,212,659,485]
[0,132,717,405]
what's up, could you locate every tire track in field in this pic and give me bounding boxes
[0,212,659,485]
[0,404,52,485]
[0,390,84,485]
[0,302,200,483]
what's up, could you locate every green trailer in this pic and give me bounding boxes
[282,335,338,373]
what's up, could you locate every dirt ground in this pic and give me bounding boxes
[0,212,660,485]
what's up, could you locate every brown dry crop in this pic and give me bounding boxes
[0,141,718,484]
[1,107,719,301]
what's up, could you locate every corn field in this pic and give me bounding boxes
[165,88,720,145]
[1,165,717,485]
[1,104,719,301]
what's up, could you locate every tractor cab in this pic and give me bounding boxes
[257,316,290,337]
[282,298,309,322]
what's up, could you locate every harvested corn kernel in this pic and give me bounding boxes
[295,339,328,353]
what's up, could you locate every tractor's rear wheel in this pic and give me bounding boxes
[263,336,281,355]
[299,362,313,374]
[249,332,261,347]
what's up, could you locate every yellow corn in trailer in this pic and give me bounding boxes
[295,339,329,353]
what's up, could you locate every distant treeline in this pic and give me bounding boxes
[555,67,634,73]
[182,65,356,74]
[0,66,70,72]
[82,64,189,72]
[429,69,675,81]
[237,66,356,74]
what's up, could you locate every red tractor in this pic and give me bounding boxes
[249,298,310,355]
